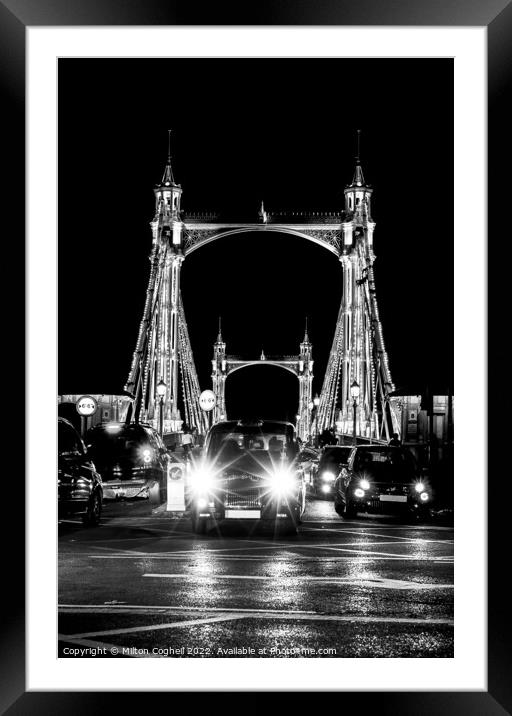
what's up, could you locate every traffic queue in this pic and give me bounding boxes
[59,406,434,530]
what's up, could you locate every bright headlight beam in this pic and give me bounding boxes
[322,471,336,482]
[415,482,425,493]
[360,479,370,490]
[271,469,296,495]
[141,448,152,464]
[189,467,215,492]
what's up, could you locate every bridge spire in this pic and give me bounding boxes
[351,129,365,187]
[160,129,177,186]
[217,316,223,342]
[154,130,183,224]
[303,316,310,343]
[344,130,373,220]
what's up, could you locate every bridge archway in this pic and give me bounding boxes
[183,223,342,258]
[225,363,300,422]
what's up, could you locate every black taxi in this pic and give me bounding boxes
[187,419,306,534]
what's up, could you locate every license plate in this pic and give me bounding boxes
[225,510,261,519]
[379,495,407,503]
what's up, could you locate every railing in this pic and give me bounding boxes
[226,355,298,362]
[183,210,346,224]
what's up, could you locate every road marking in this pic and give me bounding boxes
[274,543,453,561]
[81,537,454,562]
[59,607,454,636]
[85,539,444,555]
[70,614,243,639]
[143,573,453,590]
[88,553,452,563]
[302,526,454,544]
[59,603,316,615]
[112,542,293,557]
[301,521,454,532]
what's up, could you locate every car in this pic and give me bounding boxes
[186,419,306,534]
[58,417,103,526]
[85,422,170,505]
[297,444,320,493]
[314,444,353,498]
[333,445,432,518]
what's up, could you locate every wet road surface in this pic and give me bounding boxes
[58,498,453,658]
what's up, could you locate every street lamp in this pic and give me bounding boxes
[313,394,320,446]
[156,379,166,437]
[350,380,360,446]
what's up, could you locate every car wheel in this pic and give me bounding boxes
[334,497,346,516]
[82,491,101,527]
[344,501,358,519]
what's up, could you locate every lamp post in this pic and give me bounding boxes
[350,380,360,446]
[313,394,320,447]
[156,379,166,437]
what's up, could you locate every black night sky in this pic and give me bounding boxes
[58,59,453,422]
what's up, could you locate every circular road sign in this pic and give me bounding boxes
[76,395,98,417]
[199,390,216,412]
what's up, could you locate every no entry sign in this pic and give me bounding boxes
[76,395,98,417]
[199,390,216,412]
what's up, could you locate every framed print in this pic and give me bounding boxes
[1,0,507,711]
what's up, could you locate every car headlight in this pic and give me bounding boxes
[354,488,365,498]
[189,467,215,493]
[141,448,153,464]
[360,479,370,490]
[414,482,425,493]
[322,471,336,482]
[420,492,429,502]
[271,469,296,495]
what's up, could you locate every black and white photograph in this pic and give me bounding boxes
[56,57,455,660]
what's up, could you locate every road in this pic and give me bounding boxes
[58,498,454,658]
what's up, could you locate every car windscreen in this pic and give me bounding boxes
[207,426,296,461]
[320,447,352,467]
[87,429,152,465]
[353,448,416,482]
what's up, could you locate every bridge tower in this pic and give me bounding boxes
[210,324,314,440]
[297,324,314,442]
[125,134,206,433]
[316,136,400,441]
[211,320,227,424]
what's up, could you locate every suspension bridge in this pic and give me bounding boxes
[124,132,401,443]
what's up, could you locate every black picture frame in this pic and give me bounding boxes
[4,0,505,711]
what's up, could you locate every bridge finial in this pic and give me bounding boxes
[352,129,365,186]
[304,316,309,343]
[217,316,223,342]
[161,129,176,186]
[260,347,266,360]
